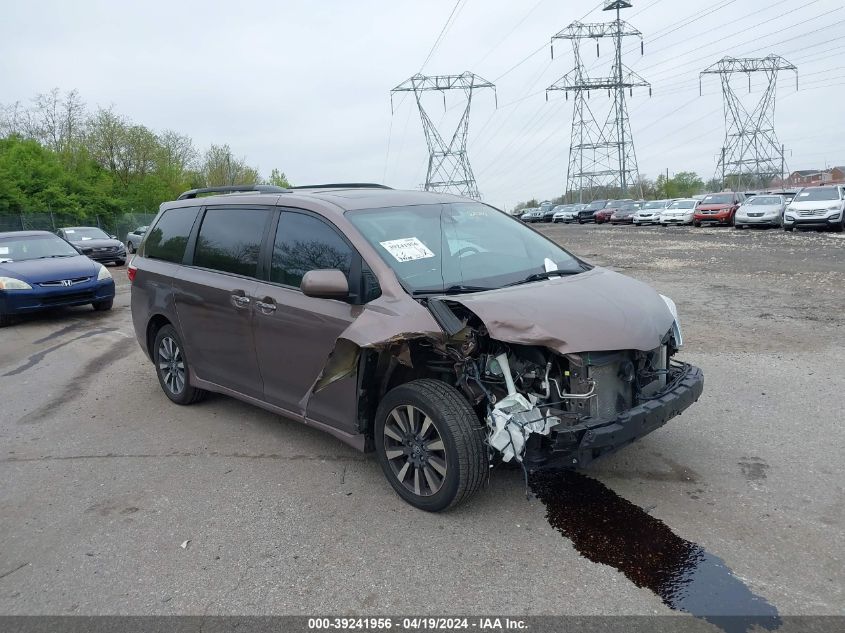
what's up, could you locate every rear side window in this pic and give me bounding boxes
[144,207,199,262]
[271,212,353,287]
[193,207,272,277]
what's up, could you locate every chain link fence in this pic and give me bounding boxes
[0,211,158,244]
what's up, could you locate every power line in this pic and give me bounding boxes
[472,0,547,68]
[419,0,466,72]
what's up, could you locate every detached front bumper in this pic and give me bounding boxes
[525,363,704,470]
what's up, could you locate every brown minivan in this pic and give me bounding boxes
[130,184,704,511]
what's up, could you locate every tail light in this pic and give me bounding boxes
[127,264,137,283]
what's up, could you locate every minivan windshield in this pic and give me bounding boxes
[0,234,79,263]
[795,187,841,202]
[347,203,586,294]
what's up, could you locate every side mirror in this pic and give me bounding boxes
[301,269,349,299]
[110,235,117,239]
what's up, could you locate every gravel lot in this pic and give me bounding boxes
[1,224,842,619]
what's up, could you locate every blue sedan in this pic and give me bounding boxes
[0,230,116,327]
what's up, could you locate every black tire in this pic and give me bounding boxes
[374,379,486,512]
[116,259,125,266]
[127,243,135,254]
[0,313,12,328]
[734,224,744,230]
[693,221,702,228]
[578,218,585,224]
[784,225,793,232]
[153,324,207,405]
[92,299,113,312]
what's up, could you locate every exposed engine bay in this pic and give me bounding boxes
[398,298,687,470]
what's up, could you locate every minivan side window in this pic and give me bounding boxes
[271,212,353,288]
[193,207,271,277]
[144,207,200,263]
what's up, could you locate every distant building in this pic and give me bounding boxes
[771,166,845,188]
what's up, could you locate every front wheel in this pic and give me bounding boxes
[374,379,486,512]
[0,313,12,328]
[693,221,702,228]
[783,225,793,232]
[92,299,113,312]
[153,324,207,405]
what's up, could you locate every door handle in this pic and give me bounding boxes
[256,300,277,314]
[231,294,251,309]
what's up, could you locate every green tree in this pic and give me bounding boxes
[267,168,291,188]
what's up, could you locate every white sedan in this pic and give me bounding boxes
[633,200,671,225]
[660,199,698,225]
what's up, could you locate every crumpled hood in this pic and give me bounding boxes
[0,255,99,283]
[444,267,675,354]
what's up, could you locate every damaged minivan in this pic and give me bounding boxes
[130,184,704,511]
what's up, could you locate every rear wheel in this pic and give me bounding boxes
[153,324,207,405]
[127,243,135,254]
[374,379,486,512]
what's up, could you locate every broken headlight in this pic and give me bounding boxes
[660,294,683,348]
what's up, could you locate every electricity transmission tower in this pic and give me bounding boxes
[700,55,797,191]
[547,0,650,202]
[391,72,495,199]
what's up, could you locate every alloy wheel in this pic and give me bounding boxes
[383,405,447,497]
[158,336,185,395]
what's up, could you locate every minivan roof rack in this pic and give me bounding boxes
[176,185,289,200]
[290,183,393,190]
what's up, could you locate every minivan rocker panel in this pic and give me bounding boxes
[131,186,703,511]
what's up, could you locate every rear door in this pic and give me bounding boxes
[173,205,273,399]
[252,209,370,433]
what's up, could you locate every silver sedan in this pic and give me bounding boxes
[735,195,787,229]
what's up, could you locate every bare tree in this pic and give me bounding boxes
[30,88,85,154]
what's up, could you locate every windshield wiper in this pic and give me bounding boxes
[505,269,583,287]
[36,254,75,259]
[413,284,493,296]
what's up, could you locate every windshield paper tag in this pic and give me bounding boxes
[379,237,435,263]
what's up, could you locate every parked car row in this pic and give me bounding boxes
[517,185,845,232]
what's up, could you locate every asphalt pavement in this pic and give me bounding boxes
[0,224,842,619]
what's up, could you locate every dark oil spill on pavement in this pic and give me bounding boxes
[529,469,781,633]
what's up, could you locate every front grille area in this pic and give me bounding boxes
[798,209,825,217]
[39,291,95,306]
[39,276,90,288]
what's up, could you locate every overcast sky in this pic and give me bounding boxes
[3,0,843,209]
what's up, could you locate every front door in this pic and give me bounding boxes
[174,205,273,399]
[253,210,361,432]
